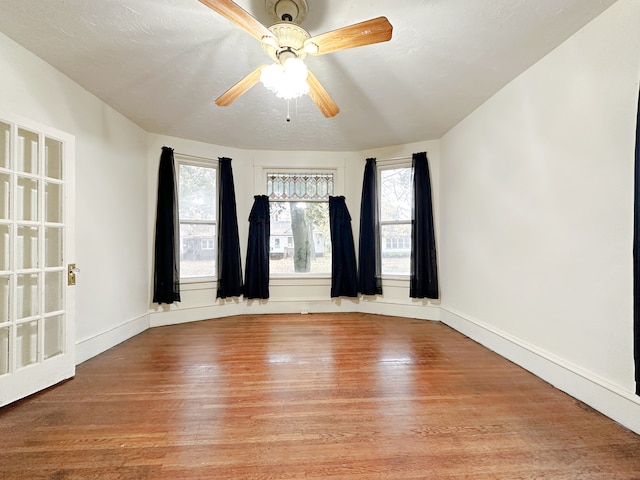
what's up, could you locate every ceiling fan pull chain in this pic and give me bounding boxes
[286,99,291,122]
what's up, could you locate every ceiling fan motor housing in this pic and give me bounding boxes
[266,0,308,24]
[262,23,311,63]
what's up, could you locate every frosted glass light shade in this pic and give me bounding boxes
[260,58,310,100]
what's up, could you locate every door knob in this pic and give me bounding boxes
[68,264,80,285]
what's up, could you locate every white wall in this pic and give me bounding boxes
[0,33,150,363]
[440,0,640,433]
[147,135,441,326]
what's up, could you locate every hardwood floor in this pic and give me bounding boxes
[1,313,639,479]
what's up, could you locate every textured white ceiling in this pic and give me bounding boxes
[0,0,617,151]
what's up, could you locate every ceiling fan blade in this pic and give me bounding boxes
[198,0,273,42]
[215,65,266,107]
[305,16,393,55]
[307,70,340,118]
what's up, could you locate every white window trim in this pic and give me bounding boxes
[260,167,339,279]
[378,160,412,279]
[175,154,218,284]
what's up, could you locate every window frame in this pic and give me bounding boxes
[378,160,413,279]
[264,168,337,279]
[175,155,218,284]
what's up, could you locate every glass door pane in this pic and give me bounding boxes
[45,138,63,180]
[16,176,38,222]
[0,225,9,271]
[0,275,9,320]
[44,315,63,360]
[0,122,10,169]
[0,172,9,220]
[44,271,63,313]
[0,327,8,375]
[16,128,38,175]
[45,182,62,223]
[16,226,39,270]
[45,227,63,268]
[16,273,39,320]
[16,320,38,369]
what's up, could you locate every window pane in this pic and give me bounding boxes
[267,173,334,200]
[180,223,216,278]
[269,202,330,275]
[178,161,217,280]
[178,164,216,221]
[380,167,412,222]
[381,223,411,275]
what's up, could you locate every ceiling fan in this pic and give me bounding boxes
[198,0,393,118]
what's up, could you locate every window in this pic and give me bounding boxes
[267,172,333,275]
[177,159,217,279]
[201,239,214,250]
[379,165,412,275]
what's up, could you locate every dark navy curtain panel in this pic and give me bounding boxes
[410,151,439,299]
[633,87,640,395]
[329,196,358,298]
[245,195,270,299]
[216,157,244,299]
[358,158,382,295]
[153,146,181,304]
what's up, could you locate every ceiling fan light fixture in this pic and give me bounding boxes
[204,0,392,117]
[260,58,309,100]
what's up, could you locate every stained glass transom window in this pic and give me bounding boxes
[267,173,334,200]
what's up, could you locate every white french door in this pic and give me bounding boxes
[0,112,75,407]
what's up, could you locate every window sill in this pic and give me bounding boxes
[270,273,330,279]
[382,274,409,281]
[179,278,216,291]
[270,275,331,285]
[381,276,410,287]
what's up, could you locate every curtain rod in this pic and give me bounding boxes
[377,155,413,164]
[171,150,217,162]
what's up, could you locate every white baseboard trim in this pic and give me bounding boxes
[440,306,640,436]
[75,313,150,365]
[149,299,342,327]
[358,299,440,320]
[149,298,440,327]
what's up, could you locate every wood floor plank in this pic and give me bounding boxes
[1,313,639,479]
